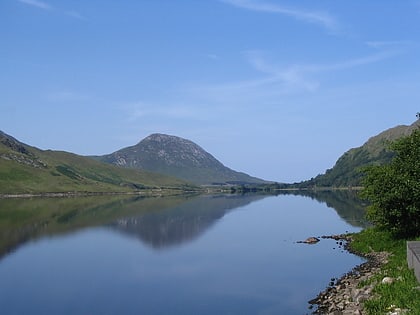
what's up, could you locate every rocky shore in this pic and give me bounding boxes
[309,234,390,315]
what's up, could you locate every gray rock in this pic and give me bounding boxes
[381,276,394,284]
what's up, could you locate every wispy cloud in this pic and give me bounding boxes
[17,0,51,10]
[17,0,86,20]
[246,49,400,77]
[65,10,87,20]
[186,49,400,107]
[221,0,338,32]
[305,51,400,72]
[366,40,413,49]
[205,54,219,60]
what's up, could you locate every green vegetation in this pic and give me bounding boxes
[0,131,195,194]
[297,120,420,188]
[350,228,420,315]
[346,125,420,314]
[361,129,420,238]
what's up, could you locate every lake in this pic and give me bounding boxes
[0,191,368,315]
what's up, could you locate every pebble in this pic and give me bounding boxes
[309,234,390,314]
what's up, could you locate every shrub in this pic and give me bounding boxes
[361,129,420,238]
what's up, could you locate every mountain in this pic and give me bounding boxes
[0,131,190,194]
[93,133,268,185]
[300,120,420,188]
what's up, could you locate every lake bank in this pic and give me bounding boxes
[0,188,203,199]
[311,230,420,315]
[310,234,389,314]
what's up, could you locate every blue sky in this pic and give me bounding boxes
[1,0,419,183]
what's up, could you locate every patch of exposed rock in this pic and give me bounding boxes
[1,153,46,168]
[0,130,47,168]
[309,234,390,315]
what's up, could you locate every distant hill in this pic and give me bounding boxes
[0,131,189,194]
[300,120,420,188]
[93,133,268,185]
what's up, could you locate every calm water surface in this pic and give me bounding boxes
[0,192,367,315]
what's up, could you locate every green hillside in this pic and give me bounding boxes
[0,131,191,194]
[299,120,420,188]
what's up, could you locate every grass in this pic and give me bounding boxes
[350,228,420,314]
[0,145,195,194]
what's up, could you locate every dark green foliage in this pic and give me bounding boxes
[56,165,81,180]
[361,129,420,238]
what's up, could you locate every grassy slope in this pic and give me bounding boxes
[301,120,420,188]
[0,144,191,194]
[350,228,420,314]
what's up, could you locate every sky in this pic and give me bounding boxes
[1,0,420,183]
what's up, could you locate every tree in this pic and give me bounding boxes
[361,129,420,238]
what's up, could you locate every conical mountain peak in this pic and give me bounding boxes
[97,133,267,185]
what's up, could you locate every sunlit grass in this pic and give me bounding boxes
[350,228,420,314]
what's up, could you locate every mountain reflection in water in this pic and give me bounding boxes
[0,191,369,315]
[0,194,266,258]
[110,194,266,249]
[0,190,368,260]
[280,190,369,228]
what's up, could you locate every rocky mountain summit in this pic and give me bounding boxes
[95,133,267,185]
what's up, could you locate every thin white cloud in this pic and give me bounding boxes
[65,10,87,20]
[245,49,399,77]
[366,40,413,49]
[307,51,400,72]
[17,0,51,10]
[187,49,400,106]
[17,0,86,20]
[221,0,337,32]
[205,54,219,60]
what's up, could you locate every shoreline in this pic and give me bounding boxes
[0,189,202,199]
[309,234,389,315]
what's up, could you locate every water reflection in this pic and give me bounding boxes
[0,192,367,315]
[278,190,369,228]
[0,194,266,258]
[0,195,187,258]
[110,194,266,249]
[0,191,368,260]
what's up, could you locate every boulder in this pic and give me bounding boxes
[298,237,320,244]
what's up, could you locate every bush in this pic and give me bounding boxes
[361,129,420,238]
